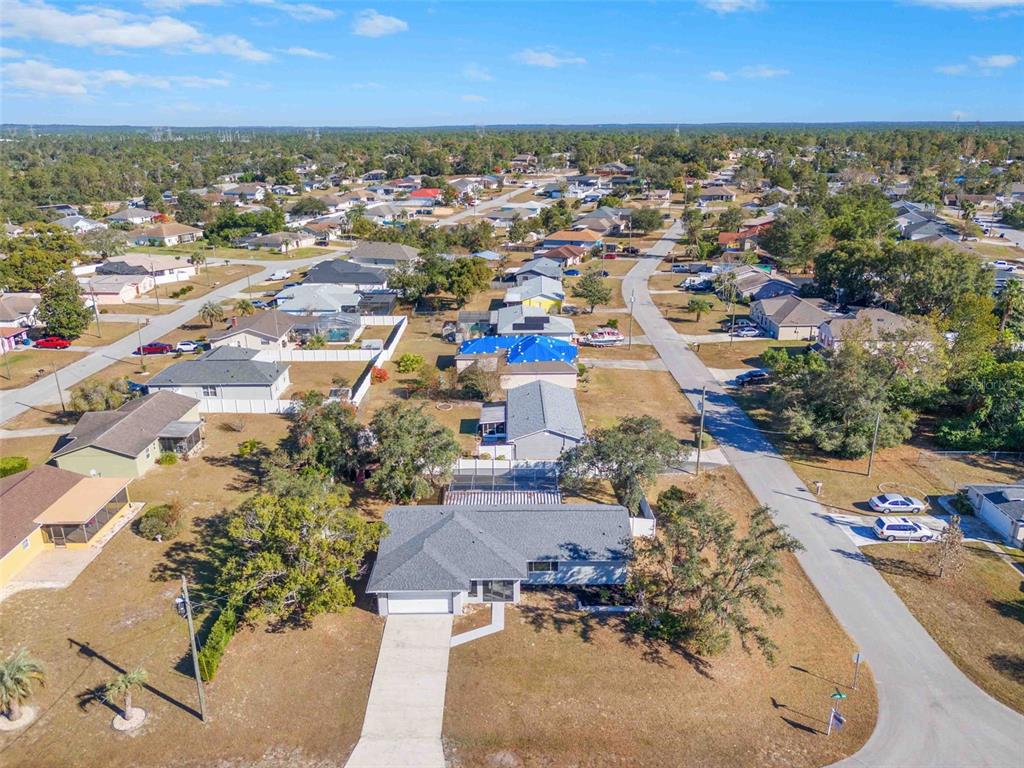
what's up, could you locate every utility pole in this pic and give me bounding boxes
[1,343,12,381]
[137,318,147,372]
[151,262,160,310]
[695,384,707,476]
[866,411,882,477]
[53,364,66,412]
[179,575,208,722]
[627,289,635,350]
[91,292,101,338]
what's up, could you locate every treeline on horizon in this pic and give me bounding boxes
[2,126,1023,223]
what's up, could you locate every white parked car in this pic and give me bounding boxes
[988,260,1015,271]
[873,517,934,542]
[868,493,926,513]
[732,325,761,337]
[175,340,201,353]
[269,270,292,281]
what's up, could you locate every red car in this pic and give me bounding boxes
[134,342,174,356]
[34,336,71,349]
[603,253,618,259]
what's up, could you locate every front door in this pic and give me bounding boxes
[481,580,515,603]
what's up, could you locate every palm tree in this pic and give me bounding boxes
[233,298,256,317]
[996,279,1024,333]
[688,297,714,323]
[0,649,45,722]
[715,271,741,331]
[199,301,225,327]
[188,250,207,273]
[106,668,147,721]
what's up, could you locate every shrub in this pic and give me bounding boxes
[371,366,389,384]
[157,451,178,466]
[0,456,29,478]
[304,333,327,350]
[696,432,714,449]
[169,285,194,299]
[396,353,424,374]
[137,502,183,541]
[950,490,974,516]
[197,600,240,682]
[605,318,619,329]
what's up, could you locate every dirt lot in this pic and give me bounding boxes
[0,413,384,768]
[695,339,809,371]
[0,349,87,391]
[652,290,749,335]
[576,368,699,442]
[865,542,1024,714]
[71,320,138,348]
[284,361,371,399]
[445,467,878,768]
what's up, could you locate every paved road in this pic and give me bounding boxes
[345,615,452,768]
[437,188,527,226]
[0,255,325,422]
[623,255,1023,767]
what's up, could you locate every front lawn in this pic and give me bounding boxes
[445,467,878,767]
[576,367,699,442]
[0,413,384,768]
[865,542,1024,714]
[652,290,748,335]
[70,320,139,347]
[0,349,86,390]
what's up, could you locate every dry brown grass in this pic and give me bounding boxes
[652,290,749,335]
[0,413,384,768]
[576,368,699,441]
[0,434,61,466]
[71,320,138,347]
[444,467,878,768]
[284,361,372,399]
[695,339,808,371]
[0,349,87,390]
[865,542,1024,714]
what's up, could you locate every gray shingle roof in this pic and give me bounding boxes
[208,310,295,343]
[366,504,631,593]
[303,259,387,286]
[506,380,585,441]
[754,295,833,327]
[516,258,562,280]
[349,241,420,262]
[52,391,199,459]
[147,347,288,387]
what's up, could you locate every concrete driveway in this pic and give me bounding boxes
[623,253,1024,768]
[345,614,453,768]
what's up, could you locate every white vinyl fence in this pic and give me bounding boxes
[253,316,408,364]
[198,399,299,414]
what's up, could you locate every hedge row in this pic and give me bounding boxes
[197,599,240,682]
[0,456,29,478]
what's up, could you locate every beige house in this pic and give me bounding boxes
[51,391,202,478]
[750,296,835,340]
[128,222,203,247]
[79,273,155,304]
[818,307,916,350]
[98,253,197,285]
[208,310,295,350]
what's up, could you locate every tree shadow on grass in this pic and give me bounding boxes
[987,653,1024,685]
[987,596,1024,625]
[148,513,226,599]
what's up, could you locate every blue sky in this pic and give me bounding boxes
[1,0,1022,126]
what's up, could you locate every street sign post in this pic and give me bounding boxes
[852,651,863,690]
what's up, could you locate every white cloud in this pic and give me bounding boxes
[352,9,408,37]
[144,0,222,9]
[0,46,25,58]
[513,48,586,68]
[2,0,270,61]
[1,58,229,97]
[252,0,336,21]
[738,64,789,78]
[935,64,969,74]
[461,94,487,102]
[706,70,729,81]
[907,0,1024,9]
[284,46,332,59]
[699,0,763,12]
[463,63,493,82]
[970,53,1019,67]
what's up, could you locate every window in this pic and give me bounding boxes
[466,581,478,599]
[527,561,558,573]
[201,385,219,397]
[260,338,270,345]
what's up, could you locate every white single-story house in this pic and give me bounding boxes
[750,296,836,340]
[107,208,160,226]
[490,304,575,340]
[348,241,420,268]
[127,222,203,247]
[79,274,155,304]
[208,310,295,350]
[274,283,361,316]
[302,259,389,291]
[246,231,316,253]
[53,215,107,234]
[719,264,798,302]
[366,504,631,615]
[145,347,290,400]
[0,293,40,330]
[97,253,197,285]
[818,307,916,350]
[963,484,1024,548]
[478,380,585,460]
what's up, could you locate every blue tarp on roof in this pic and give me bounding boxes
[507,335,577,364]
[457,334,577,365]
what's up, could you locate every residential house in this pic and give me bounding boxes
[539,244,586,266]
[478,380,585,460]
[596,161,634,175]
[107,208,160,226]
[245,231,316,253]
[409,187,441,204]
[299,219,344,243]
[349,241,420,268]
[818,307,916,350]
[36,203,79,218]
[146,347,290,401]
[491,304,575,340]
[127,222,203,247]
[0,465,138,587]
[510,154,539,173]
[0,292,39,351]
[79,274,155,305]
[98,254,196,285]
[360,169,388,182]
[542,229,603,250]
[962,484,1024,548]
[503,276,565,313]
[302,259,389,291]
[719,265,798,302]
[208,310,295,350]
[699,187,738,204]
[223,183,267,202]
[53,215,107,234]
[750,296,836,340]
[515,257,563,284]
[274,283,361,315]
[289,312,362,343]
[455,335,579,390]
[365,503,631,615]
[50,392,202,478]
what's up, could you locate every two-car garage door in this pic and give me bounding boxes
[386,592,453,614]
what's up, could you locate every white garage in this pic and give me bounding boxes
[383,592,454,615]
